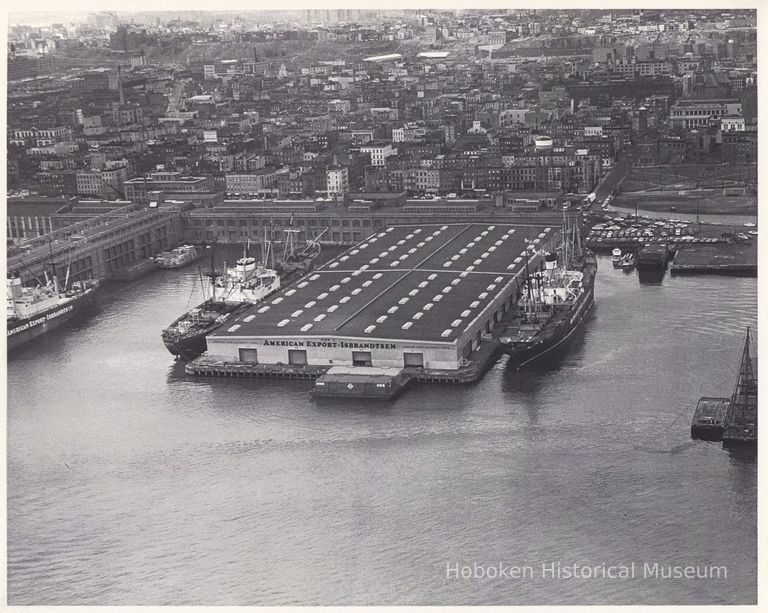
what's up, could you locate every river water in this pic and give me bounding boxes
[7,250,757,605]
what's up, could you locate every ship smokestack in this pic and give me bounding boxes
[543,252,557,281]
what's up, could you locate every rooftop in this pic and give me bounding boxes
[213,222,555,344]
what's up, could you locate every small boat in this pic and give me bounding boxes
[154,244,202,269]
[621,253,635,271]
[612,248,622,267]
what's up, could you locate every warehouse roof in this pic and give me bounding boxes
[212,222,555,344]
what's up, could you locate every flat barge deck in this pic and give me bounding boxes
[671,242,757,276]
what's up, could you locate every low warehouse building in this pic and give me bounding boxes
[205,222,558,370]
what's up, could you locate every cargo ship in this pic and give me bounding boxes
[7,268,99,351]
[154,244,203,269]
[162,229,326,360]
[500,221,597,369]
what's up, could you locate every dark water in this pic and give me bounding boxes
[7,252,757,605]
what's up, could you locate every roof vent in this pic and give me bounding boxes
[401,322,413,330]
[301,324,313,332]
[314,314,327,322]
[257,306,270,314]
[340,296,350,304]
[277,319,290,327]
[388,306,399,314]
[364,325,376,334]
[244,315,256,322]
[441,329,452,338]
[376,315,388,323]
[228,324,241,332]
[310,274,320,281]
[298,281,308,288]
[291,309,303,317]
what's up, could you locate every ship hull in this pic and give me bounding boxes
[162,301,253,361]
[501,263,596,369]
[7,287,98,351]
[162,254,317,361]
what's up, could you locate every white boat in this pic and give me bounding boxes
[154,244,202,268]
[612,248,622,267]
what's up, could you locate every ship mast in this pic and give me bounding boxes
[46,241,59,293]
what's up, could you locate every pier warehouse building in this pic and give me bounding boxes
[205,222,558,371]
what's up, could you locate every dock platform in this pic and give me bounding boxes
[185,338,504,388]
[690,397,729,440]
[671,242,757,276]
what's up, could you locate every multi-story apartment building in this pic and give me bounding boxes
[359,141,397,167]
[76,164,129,199]
[326,166,350,196]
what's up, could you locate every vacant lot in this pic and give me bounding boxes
[613,191,757,215]
[622,163,757,194]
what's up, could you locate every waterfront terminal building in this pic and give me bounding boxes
[205,222,557,371]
